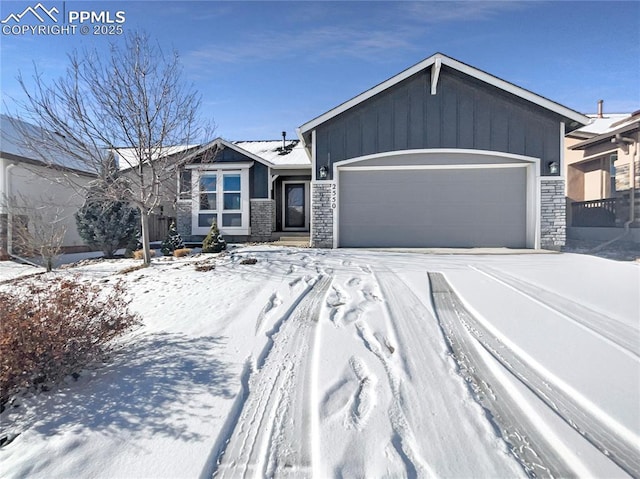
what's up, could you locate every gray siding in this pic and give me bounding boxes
[250,162,269,199]
[315,66,561,179]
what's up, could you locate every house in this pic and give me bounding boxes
[297,53,590,249]
[565,105,639,243]
[0,114,96,260]
[175,136,311,243]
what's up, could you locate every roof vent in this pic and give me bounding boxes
[282,131,286,149]
[597,99,604,118]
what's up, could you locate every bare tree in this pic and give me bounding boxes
[9,31,214,265]
[8,194,67,272]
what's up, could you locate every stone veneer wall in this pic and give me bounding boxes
[540,178,566,250]
[250,199,274,242]
[311,182,334,248]
[176,202,192,240]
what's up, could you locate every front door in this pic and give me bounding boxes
[284,183,305,229]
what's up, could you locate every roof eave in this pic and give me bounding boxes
[570,121,640,150]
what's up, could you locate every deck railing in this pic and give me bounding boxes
[571,198,617,227]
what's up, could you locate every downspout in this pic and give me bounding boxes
[590,133,638,252]
[4,162,17,257]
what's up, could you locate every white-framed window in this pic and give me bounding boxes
[191,166,250,235]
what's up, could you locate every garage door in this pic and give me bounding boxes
[338,167,527,248]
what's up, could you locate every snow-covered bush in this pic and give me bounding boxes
[161,221,184,256]
[75,196,139,258]
[202,222,226,253]
[0,277,140,408]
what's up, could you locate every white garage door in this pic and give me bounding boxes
[338,166,528,248]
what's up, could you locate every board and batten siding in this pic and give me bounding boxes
[315,66,561,180]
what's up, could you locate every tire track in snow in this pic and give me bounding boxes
[428,272,640,478]
[212,276,331,479]
[471,265,639,359]
[428,272,575,477]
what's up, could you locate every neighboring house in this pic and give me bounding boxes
[175,136,311,242]
[0,114,96,260]
[297,53,589,249]
[565,102,640,232]
[564,107,639,242]
[113,144,199,241]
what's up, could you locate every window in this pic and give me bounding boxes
[198,174,217,228]
[222,174,242,227]
[178,169,192,200]
[609,153,617,196]
[193,169,248,234]
[199,175,217,210]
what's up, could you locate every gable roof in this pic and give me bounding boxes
[297,52,590,141]
[162,138,311,169]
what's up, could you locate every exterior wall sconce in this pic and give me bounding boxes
[319,165,328,179]
[548,161,559,175]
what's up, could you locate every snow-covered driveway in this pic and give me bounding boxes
[1,247,638,478]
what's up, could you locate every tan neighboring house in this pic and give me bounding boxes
[564,103,639,243]
[0,114,96,260]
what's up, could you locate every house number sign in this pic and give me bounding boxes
[330,183,337,209]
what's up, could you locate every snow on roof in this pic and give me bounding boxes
[0,114,94,174]
[574,113,632,136]
[233,140,310,167]
[115,144,199,171]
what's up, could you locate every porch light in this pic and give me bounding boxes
[548,161,559,175]
[319,165,328,179]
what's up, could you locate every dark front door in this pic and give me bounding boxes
[284,183,305,228]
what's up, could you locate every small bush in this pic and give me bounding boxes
[133,249,156,260]
[173,248,192,258]
[202,222,226,253]
[161,221,184,256]
[0,277,141,407]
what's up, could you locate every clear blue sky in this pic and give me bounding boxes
[1,1,639,141]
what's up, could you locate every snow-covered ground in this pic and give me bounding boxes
[1,247,638,478]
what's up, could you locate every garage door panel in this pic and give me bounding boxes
[338,167,527,248]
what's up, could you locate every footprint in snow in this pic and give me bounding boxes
[347,277,361,288]
[320,357,377,431]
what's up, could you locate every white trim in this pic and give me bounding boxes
[527,163,541,249]
[311,129,317,182]
[333,149,540,249]
[299,53,589,135]
[560,122,565,172]
[186,162,252,170]
[282,180,310,231]
[333,148,539,170]
[430,57,441,95]
[338,163,527,172]
[188,138,276,168]
[191,168,250,236]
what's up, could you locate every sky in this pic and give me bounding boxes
[1,1,638,141]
